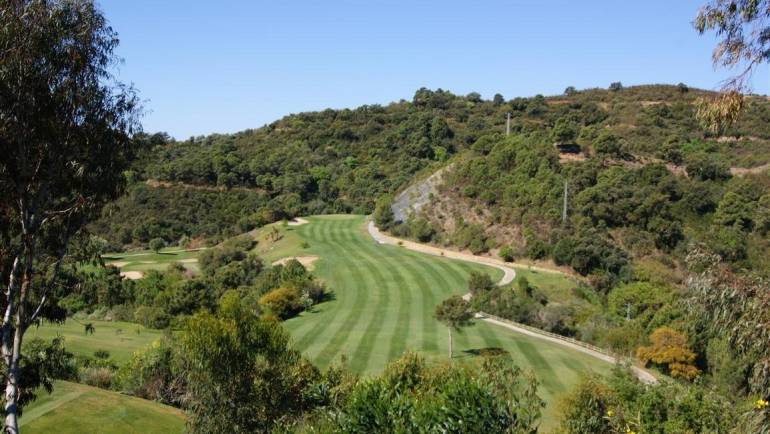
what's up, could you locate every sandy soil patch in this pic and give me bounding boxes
[120,271,144,280]
[108,261,128,267]
[287,217,310,226]
[731,162,770,176]
[272,255,319,270]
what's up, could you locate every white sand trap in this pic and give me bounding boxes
[108,261,128,267]
[177,258,198,263]
[272,255,319,270]
[287,217,310,226]
[120,271,144,280]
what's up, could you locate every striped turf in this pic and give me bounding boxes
[281,215,612,426]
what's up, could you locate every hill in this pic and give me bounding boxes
[19,381,185,434]
[91,84,770,256]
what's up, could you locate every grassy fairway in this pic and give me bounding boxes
[102,248,202,275]
[20,381,184,433]
[280,215,612,428]
[27,320,164,364]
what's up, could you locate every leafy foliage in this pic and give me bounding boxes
[636,327,700,380]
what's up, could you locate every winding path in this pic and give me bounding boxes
[367,220,659,385]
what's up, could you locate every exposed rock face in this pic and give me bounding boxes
[391,167,447,223]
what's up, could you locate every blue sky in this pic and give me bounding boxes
[102,0,769,139]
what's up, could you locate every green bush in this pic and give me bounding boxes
[134,306,171,329]
[259,287,303,320]
[467,271,494,295]
[498,245,515,262]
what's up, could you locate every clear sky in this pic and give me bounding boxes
[101,0,770,139]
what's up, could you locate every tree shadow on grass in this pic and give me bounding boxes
[461,347,511,359]
[304,291,336,314]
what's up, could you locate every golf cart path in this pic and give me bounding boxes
[367,220,658,385]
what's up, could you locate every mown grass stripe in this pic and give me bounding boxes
[506,337,566,393]
[290,220,359,357]
[431,259,508,356]
[348,235,412,368]
[311,228,379,368]
[344,238,393,371]
[402,252,469,354]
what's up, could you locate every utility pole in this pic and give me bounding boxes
[562,180,568,224]
[505,112,511,136]
[626,302,631,321]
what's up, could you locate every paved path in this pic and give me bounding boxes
[367,220,659,385]
[481,314,658,384]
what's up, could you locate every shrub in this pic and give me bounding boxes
[134,306,171,329]
[408,218,435,242]
[109,304,134,322]
[259,287,303,319]
[81,366,114,389]
[498,245,515,262]
[149,237,165,253]
[637,327,700,380]
[467,271,494,295]
[116,337,182,405]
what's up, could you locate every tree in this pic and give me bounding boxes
[694,1,770,131]
[492,93,505,105]
[434,295,473,358]
[687,249,770,398]
[593,131,622,157]
[557,375,614,434]
[609,82,623,92]
[0,1,140,431]
[551,117,579,143]
[325,353,543,433]
[148,238,165,254]
[178,291,318,433]
[467,271,494,295]
[564,86,577,96]
[637,327,700,380]
[465,91,482,103]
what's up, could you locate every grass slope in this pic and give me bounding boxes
[280,215,612,427]
[20,381,184,434]
[27,320,164,364]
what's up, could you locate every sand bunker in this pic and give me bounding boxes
[120,271,144,280]
[287,217,310,226]
[177,258,198,263]
[272,255,319,270]
[108,261,128,267]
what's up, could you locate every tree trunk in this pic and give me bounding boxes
[448,327,453,359]
[3,329,21,434]
[2,256,20,434]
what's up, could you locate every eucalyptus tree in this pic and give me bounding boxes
[0,1,140,431]
[695,0,770,131]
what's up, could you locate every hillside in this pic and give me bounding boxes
[20,381,184,434]
[92,84,770,253]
